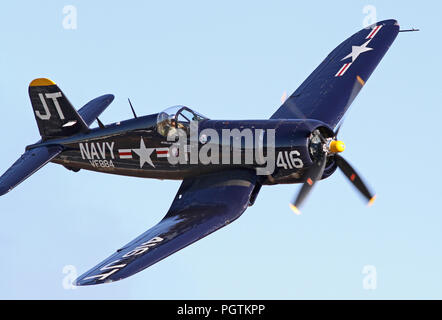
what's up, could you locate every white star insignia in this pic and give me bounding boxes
[342,39,373,62]
[132,138,155,168]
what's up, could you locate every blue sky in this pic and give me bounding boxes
[0,0,441,299]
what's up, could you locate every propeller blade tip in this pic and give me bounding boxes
[289,204,302,215]
[367,195,377,207]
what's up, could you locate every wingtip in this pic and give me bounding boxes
[380,19,399,27]
[75,277,116,287]
[73,278,92,287]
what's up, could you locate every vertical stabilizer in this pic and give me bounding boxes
[28,78,88,139]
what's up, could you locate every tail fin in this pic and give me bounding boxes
[29,78,88,139]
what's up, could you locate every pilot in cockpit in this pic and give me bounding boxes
[166,118,186,140]
[157,106,206,138]
[166,118,178,139]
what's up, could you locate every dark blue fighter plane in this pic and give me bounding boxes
[0,20,402,285]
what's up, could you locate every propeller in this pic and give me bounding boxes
[289,125,376,215]
[289,152,327,215]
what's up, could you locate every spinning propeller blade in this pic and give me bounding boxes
[334,154,376,205]
[290,153,327,215]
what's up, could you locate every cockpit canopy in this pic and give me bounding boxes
[156,105,208,137]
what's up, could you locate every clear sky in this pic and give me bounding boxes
[0,0,441,299]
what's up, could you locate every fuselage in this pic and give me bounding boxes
[26,112,337,185]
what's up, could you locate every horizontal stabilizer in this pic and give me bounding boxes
[78,94,114,127]
[0,145,63,196]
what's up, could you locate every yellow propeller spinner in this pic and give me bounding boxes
[329,140,346,153]
[289,139,346,215]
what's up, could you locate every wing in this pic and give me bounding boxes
[78,94,114,127]
[75,169,257,286]
[0,145,63,196]
[271,19,400,128]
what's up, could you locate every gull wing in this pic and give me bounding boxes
[75,169,257,286]
[271,19,400,128]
